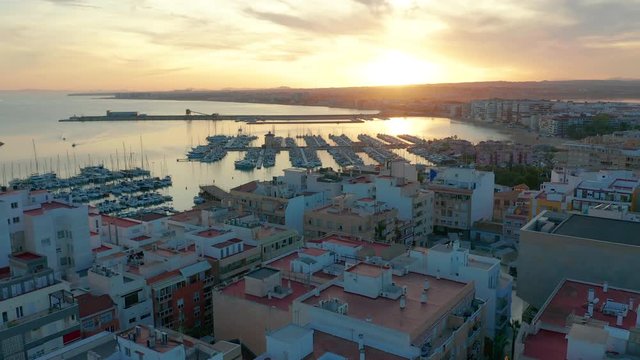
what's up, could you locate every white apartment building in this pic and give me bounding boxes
[0,252,81,360]
[87,264,153,330]
[419,241,513,338]
[23,201,93,278]
[375,175,433,245]
[428,168,495,237]
[0,201,11,268]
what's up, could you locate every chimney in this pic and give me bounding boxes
[423,280,430,291]
[637,305,640,328]
[400,295,406,310]
[420,290,428,304]
[630,298,635,311]
[616,313,624,326]
[603,281,609,293]
[588,288,595,303]
[587,303,594,317]
[358,334,365,360]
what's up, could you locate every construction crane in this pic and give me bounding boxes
[186,109,219,119]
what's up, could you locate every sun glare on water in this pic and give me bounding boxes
[362,51,441,86]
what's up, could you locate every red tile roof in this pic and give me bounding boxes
[76,293,115,318]
[102,215,142,228]
[23,201,75,216]
[302,248,328,257]
[212,238,242,249]
[92,245,112,253]
[539,279,638,330]
[147,270,182,285]
[221,278,313,311]
[309,331,405,360]
[196,229,227,238]
[522,330,567,360]
[12,252,43,260]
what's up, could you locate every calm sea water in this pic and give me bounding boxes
[0,91,508,210]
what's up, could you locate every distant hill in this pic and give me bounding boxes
[71,80,640,109]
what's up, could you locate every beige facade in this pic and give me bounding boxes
[303,204,398,242]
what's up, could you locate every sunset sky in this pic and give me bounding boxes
[1,0,639,90]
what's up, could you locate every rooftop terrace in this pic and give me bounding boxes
[303,272,471,337]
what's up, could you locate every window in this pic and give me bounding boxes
[128,317,136,324]
[193,292,200,303]
[124,291,139,309]
[194,306,201,318]
[12,217,20,224]
[10,202,18,209]
[100,312,113,324]
[57,230,65,239]
[83,318,96,330]
[138,353,144,360]
[16,306,23,318]
[177,298,184,309]
[125,347,131,356]
[41,238,51,246]
[2,311,7,322]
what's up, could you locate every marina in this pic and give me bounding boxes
[0,92,510,210]
[6,165,175,216]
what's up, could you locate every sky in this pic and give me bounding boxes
[1,0,639,90]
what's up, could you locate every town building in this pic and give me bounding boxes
[212,267,315,355]
[75,292,119,338]
[303,194,399,242]
[0,252,81,360]
[117,325,241,360]
[292,263,486,359]
[23,200,93,279]
[424,241,512,338]
[87,263,154,329]
[428,168,495,238]
[515,279,640,360]
[518,211,640,308]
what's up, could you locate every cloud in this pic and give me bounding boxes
[42,0,100,8]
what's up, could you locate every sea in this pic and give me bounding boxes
[0,91,510,210]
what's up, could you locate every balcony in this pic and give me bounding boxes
[1,290,79,344]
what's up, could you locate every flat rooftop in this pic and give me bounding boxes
[246,267,279,280]
[523,278,640,359]
[221,278,314,311]
[538,279,638,330]
[346,263,384,277]
[309,330,405,360]
[119,325,182,353]
[303,272,471,338]
[195,228,228,238]
[553,214,640,246]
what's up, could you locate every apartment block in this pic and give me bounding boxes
[428,168,495,237]
[516,279,640,360]
[75,292,118,338]
[213,267,314,354]
[519,211,640,308]
[23,201,93,278]
[87,264,154,329]
[424,241,512,338]
[0,252,81,360]
[292,263,486,359]
[303,194,399,242]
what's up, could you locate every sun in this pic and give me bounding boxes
[362,51,441,86]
